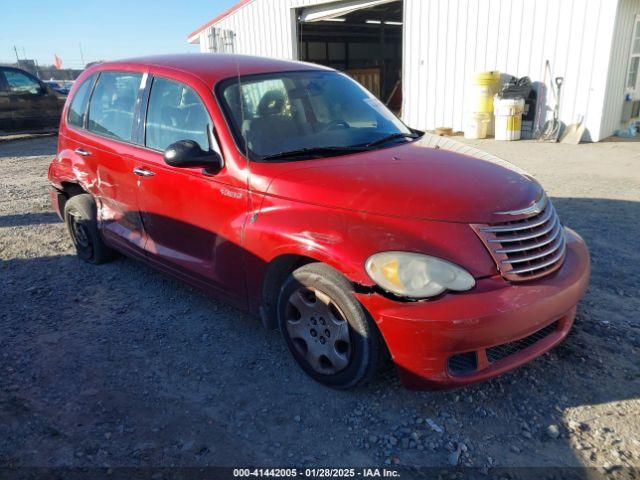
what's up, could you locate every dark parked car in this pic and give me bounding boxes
[0,66,63,131]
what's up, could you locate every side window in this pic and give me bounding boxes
[145,77,210,151]
[87,71,142,142]
[3,70,42,95]
[67,75,95,128]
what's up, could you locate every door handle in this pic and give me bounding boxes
[74,148,91,156]
[133,167,155,177]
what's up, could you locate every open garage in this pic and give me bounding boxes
[297,1,403,112]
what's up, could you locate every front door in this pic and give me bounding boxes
[131,76,248,303]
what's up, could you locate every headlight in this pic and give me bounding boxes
[365,251,475,299]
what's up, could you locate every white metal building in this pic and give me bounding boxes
[189,0,640,141]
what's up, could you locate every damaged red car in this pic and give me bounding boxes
[48,54,590,389]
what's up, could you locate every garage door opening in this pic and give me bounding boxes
[297,0,403,114]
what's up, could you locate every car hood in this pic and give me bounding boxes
[260,134,543,224]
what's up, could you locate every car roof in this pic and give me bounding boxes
[89,53,331,86]
[1,66,33,73]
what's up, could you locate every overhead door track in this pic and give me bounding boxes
[299,0,398,23]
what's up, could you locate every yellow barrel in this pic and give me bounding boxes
[472,71,501,113]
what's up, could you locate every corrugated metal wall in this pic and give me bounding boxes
[600,0,640,139]
[196,0,328,60]
[194,0,625,141]
[403,0,619,141]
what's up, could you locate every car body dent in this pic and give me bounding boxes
[356,228,590,389]
[243,192,500,315]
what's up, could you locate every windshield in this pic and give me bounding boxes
[216,70,416,161]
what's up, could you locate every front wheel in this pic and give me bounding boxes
[277,263,384,389]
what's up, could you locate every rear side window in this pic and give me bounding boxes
[145,77,210,152]
[87,71,142,142]
[67,75,95,128]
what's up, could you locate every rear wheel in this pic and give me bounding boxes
[277,263,384,389]
[64,194,116,264]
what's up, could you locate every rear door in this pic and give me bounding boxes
[128,74,248,303]
[66,69,148,255]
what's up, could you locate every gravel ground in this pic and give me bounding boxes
[0,136,639,476]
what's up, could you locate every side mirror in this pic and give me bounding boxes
[163,140,223,173]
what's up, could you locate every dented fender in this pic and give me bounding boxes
[242,192,498,314]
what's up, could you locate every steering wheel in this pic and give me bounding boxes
[322,120,350,131]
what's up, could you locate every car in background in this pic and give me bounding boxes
[45,80,73,96]
[0,66,64,131]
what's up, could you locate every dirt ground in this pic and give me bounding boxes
[0,136,638,477]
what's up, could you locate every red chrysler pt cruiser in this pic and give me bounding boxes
[48,54,590,389]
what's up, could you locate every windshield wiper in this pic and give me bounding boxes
[365,132,420,148]
[259,133,421,161]
[260,146,368,161]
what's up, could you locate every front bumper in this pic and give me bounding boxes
[355,227,590,390]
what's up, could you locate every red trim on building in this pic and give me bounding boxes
[188,0,254,40]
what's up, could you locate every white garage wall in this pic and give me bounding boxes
[403,0,619,141]
[193,0,329,60]
[193,0,622,141]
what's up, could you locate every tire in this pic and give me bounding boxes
[64,194,116,264]
[277,263,384,389]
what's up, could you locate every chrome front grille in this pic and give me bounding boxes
[472,196,567,281]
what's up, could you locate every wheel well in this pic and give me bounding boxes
[58,182,88,214]
[259,255,391,366]
[260,254,317,329]
[61,182,87,198]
